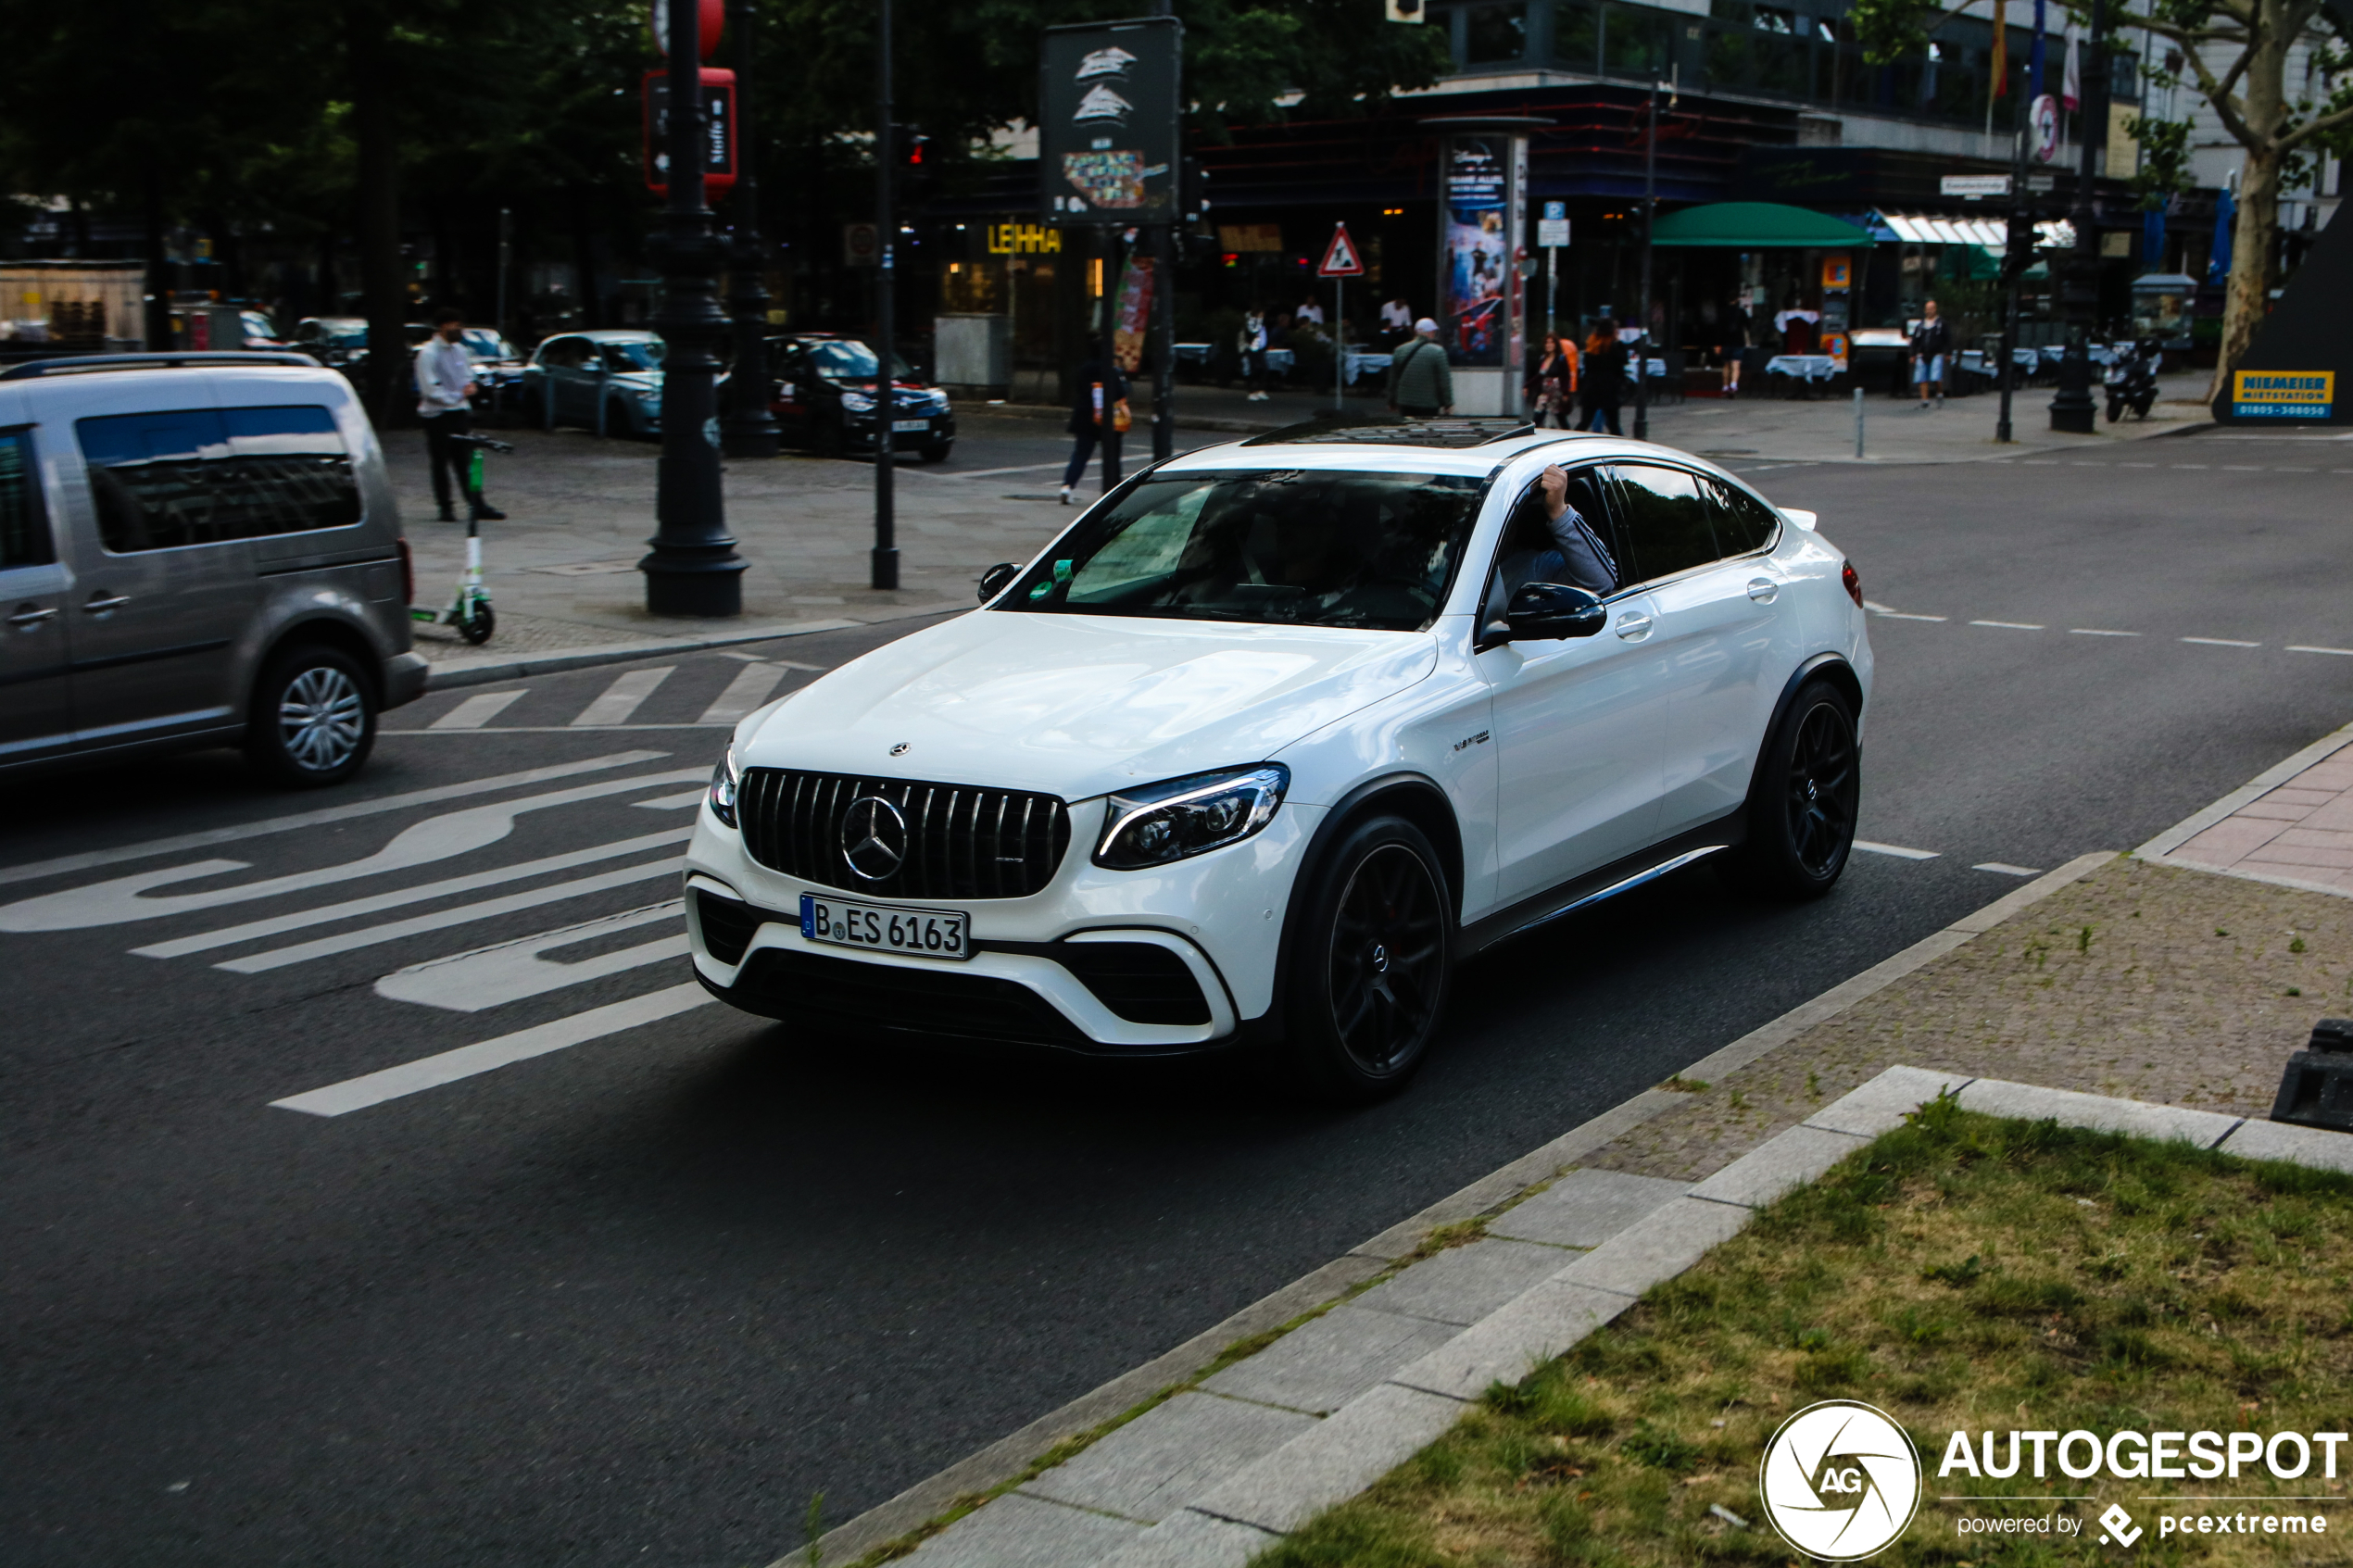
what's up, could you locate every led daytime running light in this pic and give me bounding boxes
[1095,764,1290,870]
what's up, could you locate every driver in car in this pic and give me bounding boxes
[1504,464,1617,599]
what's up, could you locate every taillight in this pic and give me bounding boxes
[396,537,414,605]
[1842,560,1862,608]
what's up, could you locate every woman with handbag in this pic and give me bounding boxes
[1526,332,1577,428]
[1060,339,1131,504]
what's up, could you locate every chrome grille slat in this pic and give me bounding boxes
[738,768,1070,899]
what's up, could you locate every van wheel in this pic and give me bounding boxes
[1283,815,1452,1102]
[1718,677,1858,899]
[247,644,376,788]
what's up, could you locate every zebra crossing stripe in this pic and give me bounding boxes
[571,667,675,727]
[696,663,791,726]
[432,691,526,730]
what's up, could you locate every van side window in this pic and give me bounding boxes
[79,405,359,553]
[0,430,56,568]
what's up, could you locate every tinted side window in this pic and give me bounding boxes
[1708,479,1780,556]
[0,430,56,568]
[80,405,357,553]
[1606,464,1719,582]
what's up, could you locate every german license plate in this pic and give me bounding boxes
[892,418,931,433]
[799,893,970,960]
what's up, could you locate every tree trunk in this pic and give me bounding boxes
[2207,0,2293,400]
[347,0,406,425]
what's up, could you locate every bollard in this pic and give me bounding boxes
[1853,385,1865,460]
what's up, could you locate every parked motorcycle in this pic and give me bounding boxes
[2104,339,2160,422]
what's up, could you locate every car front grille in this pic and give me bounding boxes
[737,768,1072,900]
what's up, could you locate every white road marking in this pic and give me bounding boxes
[2181,636,2260,647]
[631,790,709,809]
[1970,620,2045,630]
[374,903,687,1011]
[218,859,684,973]
[697,663,790,726]
[270,983,713,1117]
[2069,628,2140,636]
[1874,610,1948,621]
[1973,862,2044,876]
[0,753,662,890]
[2172,463,2209,469]
[0,769,703,933]
[2288,645,2353,657]
[431,691,526,730]
[570,667,673,727]
[933,460,1075,480]
[132,828,692,959]
[387,723,727,734]
[2220,465,2264,471]
[1854,841,1940,859]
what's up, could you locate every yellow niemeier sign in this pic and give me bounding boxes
[2233,370,2334,419]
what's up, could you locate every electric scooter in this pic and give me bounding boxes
[410,433,512,646]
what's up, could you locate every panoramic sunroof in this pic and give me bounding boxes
[1241,415,1541,449]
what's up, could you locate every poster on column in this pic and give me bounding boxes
[1442,138,1507,366]
[1112,257,1154,373]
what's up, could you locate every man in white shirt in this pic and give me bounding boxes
[414,307,504,521]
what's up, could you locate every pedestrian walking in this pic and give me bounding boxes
[1909,297,1951,409]
[1718,300,1750,398]
[1060,339,1130,504]
[416,307,504,521]
[1579,326,1625,434]
[1386,318,1453,418]
[1238,309,1271,403]
[1526,332,1577,428]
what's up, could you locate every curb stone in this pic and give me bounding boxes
[791,854,2117,1568]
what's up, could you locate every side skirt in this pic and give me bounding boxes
[1458,814,1746,958]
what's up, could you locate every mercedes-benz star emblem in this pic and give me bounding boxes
[841,796,909,881]
[889,742,911,757]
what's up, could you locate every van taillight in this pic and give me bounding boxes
[1841,560,1862,608]
[396,537,414,605]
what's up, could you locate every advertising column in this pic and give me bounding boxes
[1429,119,1539,417]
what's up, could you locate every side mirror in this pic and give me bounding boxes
[1491,582,1607,645]
[977,562,1018,603]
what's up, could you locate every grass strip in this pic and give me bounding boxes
[1253,1099,2353,1567]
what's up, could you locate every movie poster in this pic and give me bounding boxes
[1113,257,1154,373]
[1443,137,1508,367]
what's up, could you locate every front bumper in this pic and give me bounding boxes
[681,794,1317,1052]
[848,410,955,450]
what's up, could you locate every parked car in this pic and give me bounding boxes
[405,323,527,407]
[0,351,426,785]
[239,310,293,349]
[290,316,371,372]
[681,418,1871,1099]
[765,333,954,461]
[521,329,678,438]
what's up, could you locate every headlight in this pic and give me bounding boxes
[708,744,740,827]
[636,386,661,403]
[1095,764,1290,870]
[839,391,875,413]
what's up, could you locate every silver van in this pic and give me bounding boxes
[0,352,426,786]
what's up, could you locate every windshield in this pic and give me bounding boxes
[997,470,1488,632]
[804,340,917,383]
[313,321,368,347]
[601,339,665,371]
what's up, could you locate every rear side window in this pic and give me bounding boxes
[1606,464,1719,582]
[1708,479,1781,556]
[0,430,57,568]
[79,405,360,553]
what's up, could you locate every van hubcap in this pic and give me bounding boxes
[279,667,365,772]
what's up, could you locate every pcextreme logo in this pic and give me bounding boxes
[1759,1400,1924,1561]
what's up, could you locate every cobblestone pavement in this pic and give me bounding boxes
[2151,727,2353,895]
[1583,855,2347,1185]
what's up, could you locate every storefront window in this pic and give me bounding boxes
[1603,3,1673,76]
[1554,0,1601,69]
[1466,3,1528,62]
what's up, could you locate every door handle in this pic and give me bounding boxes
[8,605,57,628]
[1614,611,1655,641]
[83,593,132,613]
[1747,578,1780,603]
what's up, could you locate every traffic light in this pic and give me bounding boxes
[1386,0,1426,19]
[900,128,934,211]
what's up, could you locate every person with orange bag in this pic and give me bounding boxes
[1060,337,1131,504]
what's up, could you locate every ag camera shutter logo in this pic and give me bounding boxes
[1759,1400,1923,1560]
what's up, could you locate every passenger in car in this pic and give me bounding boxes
[1527,464,1617,594]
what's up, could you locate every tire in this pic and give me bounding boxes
[919,441,953,464]
[1718,677,1859,899]
[459,597,496,646]
[817,418,845,459]
[1282,815,1453,1102]
[246,643,377,788]
[2106,397,2122,423]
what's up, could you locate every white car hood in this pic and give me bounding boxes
[743,611,1438,800]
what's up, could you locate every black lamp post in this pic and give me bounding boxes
[642,0,747,615]
[872,0,899,591]
[2047,0,2109,433]
[720,0,778,459]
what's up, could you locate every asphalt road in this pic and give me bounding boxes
[5,421,2350,1566]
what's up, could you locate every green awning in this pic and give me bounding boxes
[1647,203,1877,248]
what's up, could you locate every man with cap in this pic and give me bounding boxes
[1386,318,1453,419]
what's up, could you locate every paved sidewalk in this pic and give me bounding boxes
[2141,718,2353,897]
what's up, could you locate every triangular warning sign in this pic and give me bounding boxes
[1317,223,1365,278]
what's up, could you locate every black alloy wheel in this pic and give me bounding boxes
[1286,816,1452,1101]
[1720,677,1859,899]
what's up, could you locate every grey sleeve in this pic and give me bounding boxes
[1433,351,1453,406]
[1543,505,1617,595]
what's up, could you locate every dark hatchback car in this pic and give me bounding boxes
[765,334,954,462]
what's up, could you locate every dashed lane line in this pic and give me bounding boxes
[1974,862,2045,877]
[1854,841,1940,859]
[0,753,663,890]
[1970,620,2046,630]
[269,983,714,1117]
[2289,646,2353,657]
[2070,628,2140,636]
[2181,637,2261,648]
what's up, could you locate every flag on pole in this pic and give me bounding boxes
[2030,0,2047,100]
[2061,20,2081,110]
[1991,0,2009,101]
